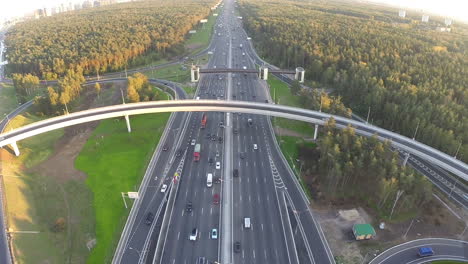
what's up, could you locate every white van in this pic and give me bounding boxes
[244,218,251,229]
[207,173,213,187]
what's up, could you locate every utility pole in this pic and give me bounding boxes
[120,88,126,104]
[454,142,462,159]
[412,120,420,140]
[390,190,404,219]
[366,106,371,124]
[319,94,322,112]
[403,219,415,239]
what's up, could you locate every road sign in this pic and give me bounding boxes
[128,192,139,199]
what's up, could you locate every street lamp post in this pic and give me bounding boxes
[412,120,420,140]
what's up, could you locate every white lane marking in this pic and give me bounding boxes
[177,232,180,241]
[210,207,213,215]
[253,250,256,259]
[261,224,264,231]
[181,210,184,217]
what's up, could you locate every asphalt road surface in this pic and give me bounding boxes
[369,238,468,264]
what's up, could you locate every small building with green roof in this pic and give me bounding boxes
[352,224,376,240]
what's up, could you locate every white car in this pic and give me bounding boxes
[253,144,258,150]
[160,184,168,193]
[191,139,196,146]
[216,162,221,169]
[211,229,218,239]
[189,228,198,241]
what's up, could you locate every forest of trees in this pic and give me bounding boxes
[239,0,468,163]
[4,0,216,79]
[310,119,432,217]
[6,0,216,114]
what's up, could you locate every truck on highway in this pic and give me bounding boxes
[194,144,201,162]
[201,113,207,129]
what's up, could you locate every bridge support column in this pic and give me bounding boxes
[191,66,200,82]
[313,124,319,140]
[403,152,410,166]
[10,141,20,156]
[259,66,268,80]
[124,115,132,133]
[295,67,305,83]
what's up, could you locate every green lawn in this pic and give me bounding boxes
[144,63,190,83]
[0,83,19,118]
[185,11,218,55]
[276,135,316,199]
[2,113,87,264]
[75,113,170,264]
[267,75,315,136]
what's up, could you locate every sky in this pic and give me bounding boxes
[0,0,467,22]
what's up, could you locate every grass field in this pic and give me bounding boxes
[267,75,315,136]
[75,113,170,264]
[1,113,77,264]
[144,63,190,83]
[185,11,217,55]
[0,83,19,118]
[276,135,315,199]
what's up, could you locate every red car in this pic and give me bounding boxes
[213,194,220,205]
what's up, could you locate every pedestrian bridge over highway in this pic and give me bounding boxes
[0,100,466,180]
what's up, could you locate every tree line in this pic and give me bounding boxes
[310,119,432,217]
[5,0,216,79]
[239,0,468,163]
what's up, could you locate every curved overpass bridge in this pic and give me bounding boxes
[0,100,467,181]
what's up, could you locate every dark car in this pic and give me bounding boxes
[233,169,239,177]
[186,202,193,213]
[218,136,223,143]
[196,257,207,264]
[265,99,269,103]
[208,158,214,164]
[240,153,245,159]
[175,149,182,157]
[233,128,238,134]
[234,241,241,253]
[145,212,154,225]
[162,144,169,151]
[214,177,221,184]
[206,133,211,139]
[211,135,217,141]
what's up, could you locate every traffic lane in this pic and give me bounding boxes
[250,116,290,263]
[120,111,188,262]
[266,121,335,264]
[243,71,290,263]
[161,75,223,263]
[407,157,467,209]
[377,241,468,264]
